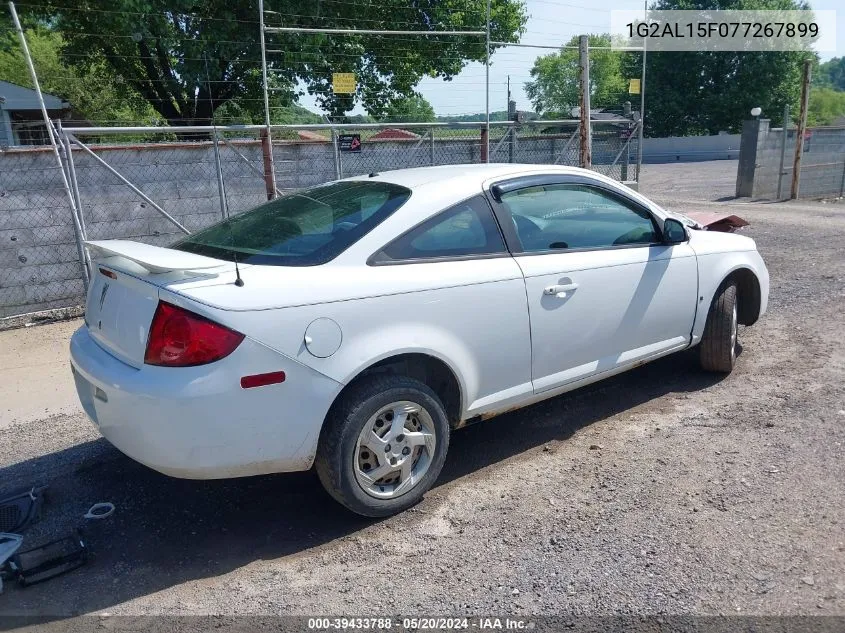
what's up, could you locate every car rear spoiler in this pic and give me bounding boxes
[84,240,225,274]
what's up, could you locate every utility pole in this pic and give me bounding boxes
[578,35,591,169]
[791,59,811,199]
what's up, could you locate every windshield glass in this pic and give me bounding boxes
[172,180,411,266]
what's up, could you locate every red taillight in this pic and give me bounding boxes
[144,301,244,367]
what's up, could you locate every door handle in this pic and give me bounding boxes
[543,282,579,298]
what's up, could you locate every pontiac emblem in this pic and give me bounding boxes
[99,282,110,310]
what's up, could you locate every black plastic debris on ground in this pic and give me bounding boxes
[9,530,87,587]
[0,485,47,533]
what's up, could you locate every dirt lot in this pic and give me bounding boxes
[0,160,843,618]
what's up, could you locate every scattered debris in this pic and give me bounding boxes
[0,533,24,594]
[9,531,87,587]
[84,502,115,520]
[0,486,47,533]
[589,444,603,450]
[685,211,750,233]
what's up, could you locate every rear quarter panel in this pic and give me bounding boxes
[191,258,534,421]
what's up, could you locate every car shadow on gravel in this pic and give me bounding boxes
[0,349,726,617]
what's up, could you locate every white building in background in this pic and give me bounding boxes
[0,80,70,147]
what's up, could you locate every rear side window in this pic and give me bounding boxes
[371,196,506,263]
[173,181,411,266]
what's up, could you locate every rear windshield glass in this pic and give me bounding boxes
[172,181,411,266]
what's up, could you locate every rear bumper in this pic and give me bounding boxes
[69,325,342,479]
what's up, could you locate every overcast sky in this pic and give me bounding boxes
[298,0,843,118]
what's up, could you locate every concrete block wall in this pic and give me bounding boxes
[0,130,754,318]
[738,121,845,199]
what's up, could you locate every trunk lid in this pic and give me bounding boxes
[83,240,235,367]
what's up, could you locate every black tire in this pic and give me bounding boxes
[315,374,450,517]
[700,281,738,373]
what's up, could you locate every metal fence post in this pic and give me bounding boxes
[508,126,514,163]
[429,128,435,166]
[331,126,342,179]
[211,131,229,219]
[578,35,591,169]
[621,132,630,181]
[840,156,845,198]
[777,104,790,200]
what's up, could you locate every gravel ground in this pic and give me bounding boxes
[0,160,843,618]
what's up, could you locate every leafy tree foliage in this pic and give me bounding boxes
[807,87,845,126]
[0,26,157,125]
[26,0,525,126]
[383,94,435,122]
[813,57,845,91]
[524,34,627,116]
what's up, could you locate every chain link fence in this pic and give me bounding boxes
[0,120,639,319]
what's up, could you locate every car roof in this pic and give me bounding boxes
[346,163,593,191]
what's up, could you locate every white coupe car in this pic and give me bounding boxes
[70,164,769,516]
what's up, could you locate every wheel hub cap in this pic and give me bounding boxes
[354,401,437,500]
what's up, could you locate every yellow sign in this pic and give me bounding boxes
[332,73,356,94]
[628,78,641,95]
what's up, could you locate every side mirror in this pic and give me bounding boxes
[662,218,687,244]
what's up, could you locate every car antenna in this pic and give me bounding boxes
[205,52,243,287]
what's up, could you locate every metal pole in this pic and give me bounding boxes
[68,133,190,234]
[578,35,591,169]
[331,125,342,179]
[211,132,229,219]
[258,0,277,198]
[55,122,78,222]
[791,60,811,199]
[59,124,86,235]
[777,104,790,200]
[204,51,229,219]
[429,128,435,166]
[554,124,579,164]
[57,120,91,283]
[635,0,646,182]
[485,0,491,163]
[839,157,845,198]
[8,1,90,288]
[509,126,515,163]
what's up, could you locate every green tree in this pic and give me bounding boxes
[807,87,845,126]
[383,94,435,122]
[27,0,525,127]
[0,26,157,125]
[524,34,628,116]
[813,57,845,91]
[627,0,816,136]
